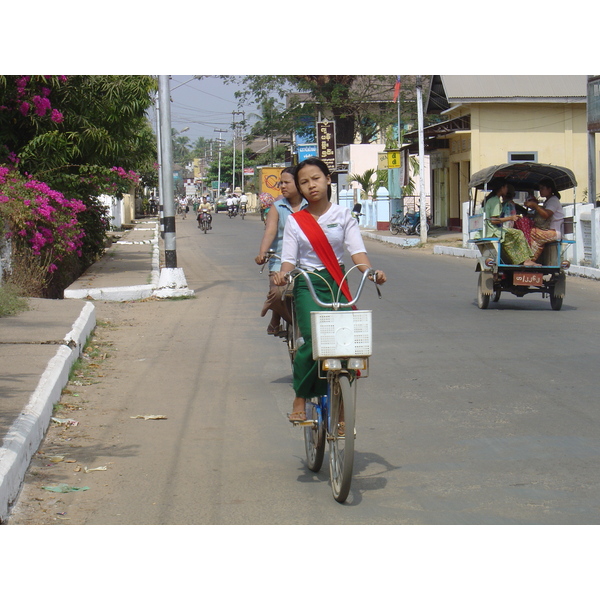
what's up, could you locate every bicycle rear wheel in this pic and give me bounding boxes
[304,398,325,472]
[328,373,356,503]
[285,294,299,371]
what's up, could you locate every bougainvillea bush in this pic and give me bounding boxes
[0,166,86,293]
[0,75,157,297]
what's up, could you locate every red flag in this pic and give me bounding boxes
[393,76,401,103]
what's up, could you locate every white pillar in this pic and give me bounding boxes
[375,186,390,231]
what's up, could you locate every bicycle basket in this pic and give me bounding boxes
[310,310,372,359]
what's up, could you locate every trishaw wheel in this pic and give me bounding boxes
[477,273,490,309]
[550,289,563,311]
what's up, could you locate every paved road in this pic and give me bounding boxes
[12,211,600,524]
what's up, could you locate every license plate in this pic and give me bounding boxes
[514,271,543,286]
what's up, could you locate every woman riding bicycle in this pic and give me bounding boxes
[255,167,308,335]
[273,157,386,423]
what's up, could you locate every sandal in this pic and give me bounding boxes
[267,324,280,335]
[288,411,306,423]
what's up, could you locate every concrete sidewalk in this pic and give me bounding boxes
[0,218,160,522]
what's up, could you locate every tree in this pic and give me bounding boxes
[226,75,439,148]
[247,97,290,166]
[0,75,158,296]
[348,168,387,199]
[172,130,192,164]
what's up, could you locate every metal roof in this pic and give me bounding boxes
[440,75,587,103]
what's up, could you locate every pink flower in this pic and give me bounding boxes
[32,95,51,117]
[51,109,64,123]
[19,101,30,116]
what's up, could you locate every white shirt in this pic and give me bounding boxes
[281,204,366,271]
[544,195,564,239]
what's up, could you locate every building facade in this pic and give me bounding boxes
[407,75,588,230]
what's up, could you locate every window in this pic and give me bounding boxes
[508,152,538,163]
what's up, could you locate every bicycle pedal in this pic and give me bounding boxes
[293,420,316,427]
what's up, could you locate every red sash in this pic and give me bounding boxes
[292,209,355,306]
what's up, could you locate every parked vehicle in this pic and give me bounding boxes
[468,162,576,310]
[390,209,430,235]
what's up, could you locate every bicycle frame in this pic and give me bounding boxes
[287,264,379,502]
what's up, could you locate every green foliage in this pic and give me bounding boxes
[225,75,438,147]
[0,75,158,295]
[348,168,387,199]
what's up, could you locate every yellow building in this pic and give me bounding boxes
[407,75,588,229]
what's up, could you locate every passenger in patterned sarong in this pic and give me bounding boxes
[484,180,535,266]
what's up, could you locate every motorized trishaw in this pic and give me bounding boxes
[467,162,577,310]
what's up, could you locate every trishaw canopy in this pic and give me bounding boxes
[469,162,577,192]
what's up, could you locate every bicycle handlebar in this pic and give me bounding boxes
[260,249,382,307]
[288,265,379,309]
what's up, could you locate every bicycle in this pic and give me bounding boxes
[284,263,381,503]
[259,251,299,370]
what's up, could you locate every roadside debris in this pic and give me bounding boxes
[51,417,79,426]
[41,484,90,493]
[130,414,167,420]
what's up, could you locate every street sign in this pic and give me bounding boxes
[588,76,600,133]
[298,143,318,163]
[387,150,402,169]
[317,120,336,170]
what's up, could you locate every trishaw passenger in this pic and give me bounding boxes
[525,178,564,265]
[483,180,534,266]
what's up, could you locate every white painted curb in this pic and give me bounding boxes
[0,302,96,523]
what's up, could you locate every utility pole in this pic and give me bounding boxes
[233,111,245,192]
[153,76,193,298]
[416,76,428,245]
[214,129,227,197]
[154,92,165,238]
[158,76,177,268]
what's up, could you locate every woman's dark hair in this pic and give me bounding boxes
[281,166,296,177]
[538,177,560,199]
[294,157,332,200]
[483,178,507,205]
[504,184,516,201]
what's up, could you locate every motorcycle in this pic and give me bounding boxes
[197,209,212,233]
[227,204,238,218]
[392,210,431,235]
[239,203,247,220]
[351,203,364,224]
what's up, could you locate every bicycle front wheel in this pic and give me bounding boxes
[328,373,356,503]
[304,398,325,472]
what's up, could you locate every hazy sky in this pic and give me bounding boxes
[164,76,252,144]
